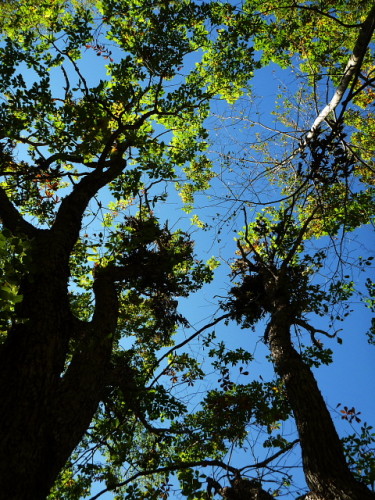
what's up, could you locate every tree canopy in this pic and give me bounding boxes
[0,1,374,499]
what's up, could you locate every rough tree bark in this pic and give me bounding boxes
[265,276,375,500]
[0,159,126,498]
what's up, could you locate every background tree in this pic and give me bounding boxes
[206,1,375,498]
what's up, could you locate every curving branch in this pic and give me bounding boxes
[295,318,337,348]
[239,438,299,473]
[89,461,236,500]
[51,154,128,250]
[51,104,163,252]
[288,4,363,29]
[280,209,318,273]
[268,4,375,173]
[0,185,38,237]
[35,152,87,170]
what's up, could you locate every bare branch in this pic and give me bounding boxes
[295,318,338,348]
[241,207,267,268]
[150,313,232,385]
[239,438,300,472]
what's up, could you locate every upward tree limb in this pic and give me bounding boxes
[0,186,38,237]
[51,266,120,472]
[306,4,375,141]
[152,312,232,376]
[269,3,375,173]
[290,4,363,29]
[51,156,127,250]
[280,209,317,273]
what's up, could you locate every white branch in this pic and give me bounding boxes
[306,4,375,141]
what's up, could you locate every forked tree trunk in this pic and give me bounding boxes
[0,232,117,499]
[267,299,375,500]
[0,122,126,498]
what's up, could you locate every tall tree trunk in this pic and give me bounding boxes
[267,299,375,500]
[0,136,127,498]
[0,232,117,499]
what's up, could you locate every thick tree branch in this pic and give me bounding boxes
[0,185,38,237]
[295,318,337,348]
[36,152,87,170]
[51,156,127,250]
[272,5,375,172]
[51,266,119,471]
[91,265,120,332]
[51,104,162,252]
